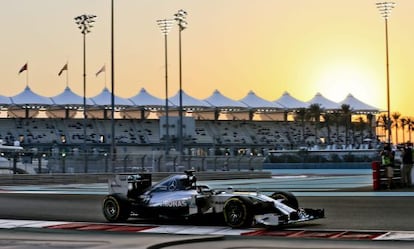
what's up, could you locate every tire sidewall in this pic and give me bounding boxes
[103,194,130,222]
[223,197,252,228]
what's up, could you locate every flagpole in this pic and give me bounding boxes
[104,63,107,88]
[18,63,28,86]
[66,62,69,87]
[96,65,106,88]
[26,62,29,87]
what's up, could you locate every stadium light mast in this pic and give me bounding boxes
[157,19,174,156]
[376,1,395,145]
[174,9,188,162]
[110,0,115,172]
[74,14,97,173]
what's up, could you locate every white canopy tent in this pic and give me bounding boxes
[124,88,166,119]
[2,84,381,119]
[240,91,284,109]
[0,95,12,106]
[11,86,53,106]
[90,87,134,106]
[51,86,94,106]
[169,90,210,108]
[274,91,308,109]
[9,86,53,118]
[339,94,380,113]
[204,90,247,109]
[129,88,165,107]
[203,90,248,120]
[307,92,340,110]
[240,91,284,120]
[48,86,94,118]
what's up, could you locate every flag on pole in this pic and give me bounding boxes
[58,63,68,76]
[96,65,105,77]
[18,63,28,74]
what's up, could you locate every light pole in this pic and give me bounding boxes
[157,19,174,156]
[174,9,188,161]
[110,0,115,172]
[74,14,97,173]
[376,1,395,145]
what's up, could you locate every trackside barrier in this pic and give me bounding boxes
[372,161,381,190]
[0,171,271,186]
[45,155,265,173]
[371,160,402,190]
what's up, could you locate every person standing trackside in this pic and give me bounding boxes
[381,144,394,189]
[401,143,413,187]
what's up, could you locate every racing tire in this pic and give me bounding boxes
[270,191,299,210]
[102,194,131,222]
[223,197,253,228]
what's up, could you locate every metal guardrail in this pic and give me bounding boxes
[1,153,265,174]
[0,171,272,186]
[46,154,265,174]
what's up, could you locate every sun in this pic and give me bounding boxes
[316,63,381,106]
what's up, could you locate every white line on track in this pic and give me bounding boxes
[1,219,414,240]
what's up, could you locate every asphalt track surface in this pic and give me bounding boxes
[0,193,414,231]
[1,194,414,249]
[1,173,414,249]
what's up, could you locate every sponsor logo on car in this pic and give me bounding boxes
[161,199,188,207]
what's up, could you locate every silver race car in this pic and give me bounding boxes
[102,170,324,228]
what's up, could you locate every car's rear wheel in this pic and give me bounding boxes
[223,197,253,228]
[270,191,299,210]
[103,194,130,222]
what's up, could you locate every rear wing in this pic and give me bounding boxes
[108,173,152,196]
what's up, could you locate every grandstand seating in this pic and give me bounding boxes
[0,118,377,153]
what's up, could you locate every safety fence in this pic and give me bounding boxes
[0,152,265,175]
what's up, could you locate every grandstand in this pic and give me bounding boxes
[0,86,381,173]
[0,118,378,151]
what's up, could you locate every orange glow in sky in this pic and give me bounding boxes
[1,0,414,116]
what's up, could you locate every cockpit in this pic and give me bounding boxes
[150,174,196,192]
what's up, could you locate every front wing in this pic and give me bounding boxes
[254,208,325,226]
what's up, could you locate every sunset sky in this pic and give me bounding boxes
[1,0,414,117]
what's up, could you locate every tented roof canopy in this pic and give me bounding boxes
[169,90,210,108]
[129,88,165,107]
[51,86,94,106]
[90,87,134,106]
[307,92,340,110]
[11,86,53,106]
[0,95,12,106]
[204,90,247,108]
[275,91,308,109]
[339,94,379,113]
[3,85,380,115]
[240,91,284,109]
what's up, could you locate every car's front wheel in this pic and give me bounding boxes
[102,194,130,222]
[223,197,253,228]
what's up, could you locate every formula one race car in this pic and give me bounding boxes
[102,170,324,228]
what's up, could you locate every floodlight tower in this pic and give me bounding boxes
[157,19,174,156]
[74,14,97,173]
[174,9,188,160]
[376,1,395,145]
[110,0,116,171]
